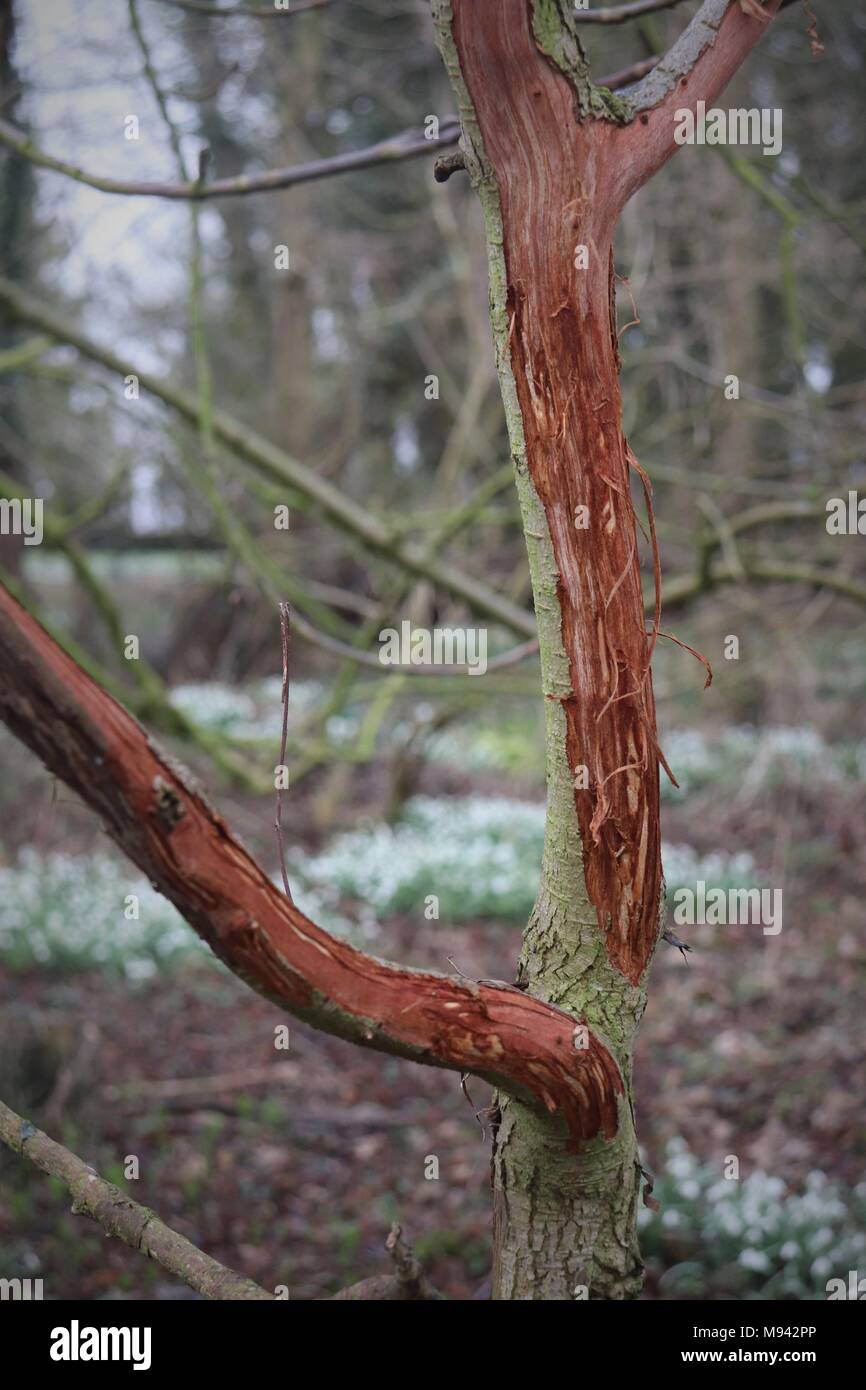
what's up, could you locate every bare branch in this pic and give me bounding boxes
[0,584,624,1146]
[0,1098,274,1300]
[0,275,536,638]
[155,0,328,16]
[662,559,866,612]
[0,114,462,201]
[331,1224,443,1300]
[275,601,294,903]
[574,0,692,23]
[575,0,800,22]
[0,61,664,204]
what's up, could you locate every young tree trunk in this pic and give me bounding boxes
[431,0,781,1299]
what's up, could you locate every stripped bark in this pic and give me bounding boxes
[0,583,621,1145]
[431,0,782,1298]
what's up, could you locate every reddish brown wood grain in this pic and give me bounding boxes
[449,0,781,986]
[454,0,662,984]
[0,584,622,1145]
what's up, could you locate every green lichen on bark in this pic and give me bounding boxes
[430,0,645,1299]
[530,0,633,123]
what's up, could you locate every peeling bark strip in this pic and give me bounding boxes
[451,0,660,985]
[447,0,781,986]
[0,585,622,1144]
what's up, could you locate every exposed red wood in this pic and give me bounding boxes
[450,0,780,985]
[0,584,622,1145]
[454,0,661,984]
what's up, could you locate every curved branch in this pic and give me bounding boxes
[0,584,623,1146]
[616,0,785,202]
[662,558,866,612]
[0,1098,274,1300]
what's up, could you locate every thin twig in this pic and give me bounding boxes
[275,601,294,903]
[574,0,691,22]
[154,0,328,17]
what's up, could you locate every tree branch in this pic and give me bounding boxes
[0,114,463,201]
[574,0,691,23]
[617,0,785,201]
[0,61,664,204]
[0,1098,274,1300]
[662,558,866,612]
[0,584,623,1145]
[0,275,536,639]
[154,0,329,16]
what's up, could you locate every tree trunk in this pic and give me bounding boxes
[431,0,781,1299]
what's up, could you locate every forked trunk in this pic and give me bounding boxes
[433,0,665,1300]
[433,0,780,1300]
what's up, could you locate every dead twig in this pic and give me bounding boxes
[275,601,294,903]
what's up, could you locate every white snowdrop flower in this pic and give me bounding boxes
[668,1154,697,1180]
[809,1226,835,1252]
[739,1249,771,1273]
[780,1241,800,1261]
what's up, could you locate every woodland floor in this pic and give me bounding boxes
[1,737,864,1301]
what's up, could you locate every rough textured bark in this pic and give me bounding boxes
[431,0,781,1299]
[0,583,622,1144]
